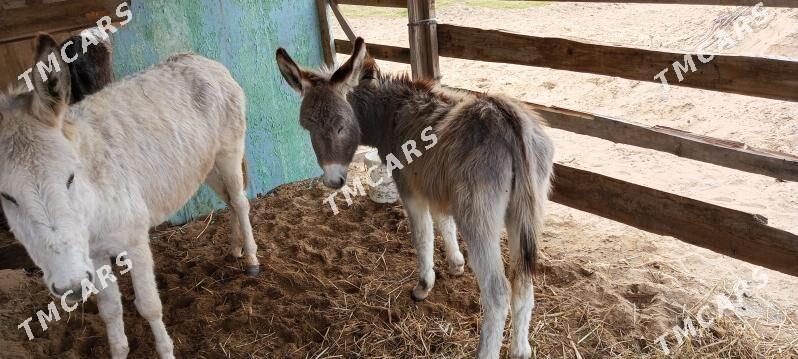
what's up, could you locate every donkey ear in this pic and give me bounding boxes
[331,37,367,90]
[276,48,310,94]
[30,34,71,126]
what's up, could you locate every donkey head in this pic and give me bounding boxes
[276,38,368,189]
[0,35,94,302]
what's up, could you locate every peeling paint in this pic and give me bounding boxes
[113,0,324,223]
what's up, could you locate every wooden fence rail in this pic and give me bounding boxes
[0,0,126,45]
[436,24,798,102]
[548,0,798,7]
[552,164,798,277]
[336,39,798,181]
[336,0,798,8]
[336,0,407,7]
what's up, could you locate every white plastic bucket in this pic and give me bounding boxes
[364,150,399,204]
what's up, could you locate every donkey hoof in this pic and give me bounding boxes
[109,344,130,359]
[410,288,429,302]
[448,263,465,276]
[510,341,532,359]
[246,265,260,276]
[510,351,531,359]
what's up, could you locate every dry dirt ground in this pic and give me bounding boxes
[1,1,798,358]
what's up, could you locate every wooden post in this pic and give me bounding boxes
[316,0,335,67]
[407,0,439,80]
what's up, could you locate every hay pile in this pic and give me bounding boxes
[0,174,796,358]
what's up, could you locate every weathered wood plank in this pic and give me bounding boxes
[335,39,798,181]
[436,24,798,102]
[335,38,411,63]
[549,0,798,7]
[527,104,798,182]
[336,0,407,7]
[552,164,798,277]
[337,0,798,7]
[316,0,335,67]
[0,0,126,44]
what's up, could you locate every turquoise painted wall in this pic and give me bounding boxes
[112,0,324,223]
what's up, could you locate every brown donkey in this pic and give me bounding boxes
[276,38,554,359]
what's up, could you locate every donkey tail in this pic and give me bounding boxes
[491,96,554,278]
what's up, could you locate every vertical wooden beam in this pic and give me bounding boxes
[316,0,335,67]
[407,0,439,80]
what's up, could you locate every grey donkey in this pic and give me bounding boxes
[0,34,259,358]
[276,38,554,358]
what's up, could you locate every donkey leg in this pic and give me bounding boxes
[94,258,129,358]
[506,221,534,359]
[402,196,436,302]
[432,213,465,275]
[128,240,174,359]
[205,172,244,258]
[463,226,509,359]
[216,154,259,275]
[456,190,510,359]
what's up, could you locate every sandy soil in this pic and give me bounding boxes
[1,2,797,358]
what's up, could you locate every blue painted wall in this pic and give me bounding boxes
[112,0,323,223]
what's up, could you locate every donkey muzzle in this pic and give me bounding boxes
[322,164,348,189]
[50,270,93,302]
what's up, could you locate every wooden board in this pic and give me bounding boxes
[552,164,798,277]
[0,0,126,44]
[523,104,798,182]
[336,0,407,7]
[436,24,798,102]
[335,39,798,181]
[335,0,796,8]
[316,0,335,67]
[548,0,798,7]
[336,38,411,63]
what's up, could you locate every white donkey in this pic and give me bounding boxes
[0,35,259,358]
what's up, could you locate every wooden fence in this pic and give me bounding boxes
[321,0,798,277]
[0,0,125,45]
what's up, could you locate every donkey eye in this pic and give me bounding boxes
[66,173,75,189]
[1,193,17,206]
[337,126,344,134]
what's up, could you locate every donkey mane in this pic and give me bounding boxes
[361,58,438,97]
